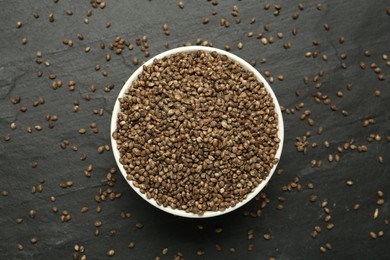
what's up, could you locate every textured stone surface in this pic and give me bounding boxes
[0,0,389,259]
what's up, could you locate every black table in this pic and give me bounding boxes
[1,0,389,259]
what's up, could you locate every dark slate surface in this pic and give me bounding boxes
[1,0,390,259]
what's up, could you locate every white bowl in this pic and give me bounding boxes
[111,46,284,218]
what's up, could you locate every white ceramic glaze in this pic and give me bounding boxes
[111,46,284,218]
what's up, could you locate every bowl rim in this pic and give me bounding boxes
[110,46,284,218]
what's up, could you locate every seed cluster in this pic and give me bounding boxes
[113,50,280,214]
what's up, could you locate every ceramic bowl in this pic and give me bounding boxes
[111,46,284,218]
